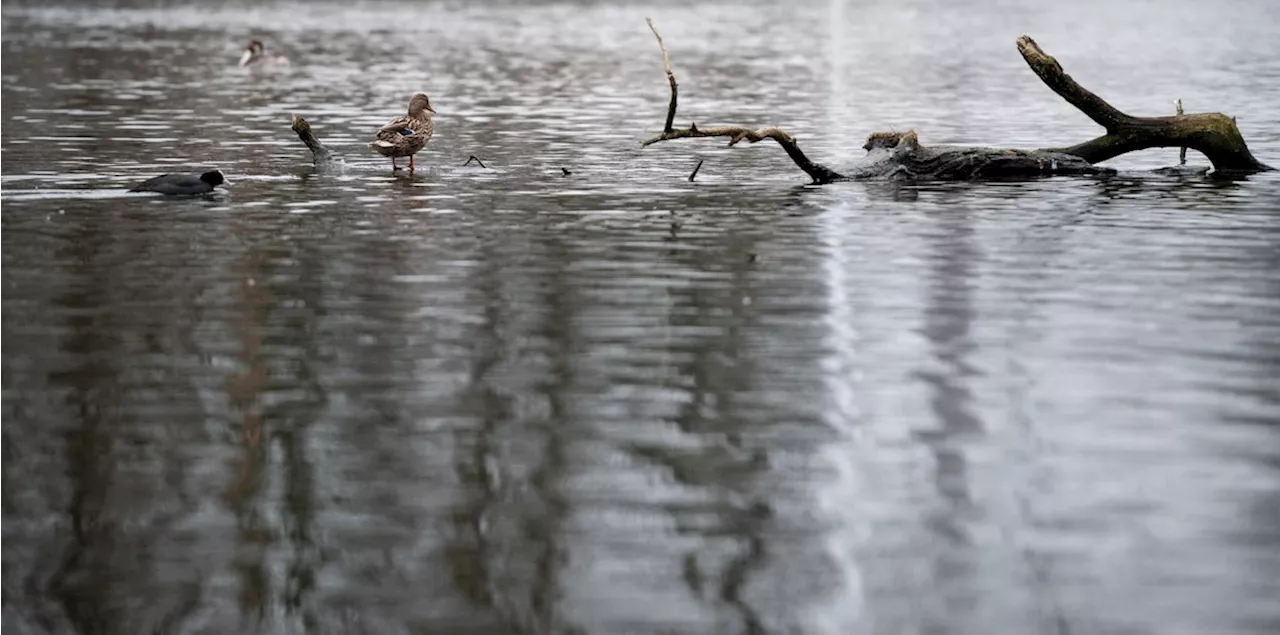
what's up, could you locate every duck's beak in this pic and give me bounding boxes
[238,50,252,67]
[427,104,436,114]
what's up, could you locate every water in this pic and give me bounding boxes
[3,1,1280,634]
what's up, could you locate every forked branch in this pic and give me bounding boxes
[641,18,844,184]
[1018,36,1271,173]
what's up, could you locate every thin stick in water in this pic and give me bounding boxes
[688,159,703,182]
[646,17,678,134]
[1175,99,1186,165]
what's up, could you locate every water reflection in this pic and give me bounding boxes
[4,1,1280,634]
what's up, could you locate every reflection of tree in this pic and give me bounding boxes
[219,235,326,628]
[1232,230,1280,630]
[914,207,981,630]
[33,215,208,635]
[450,232,573,633]
[217,226,330,631]
[623,221,790,633]
[223,249,272,621]
[666,233,767,632]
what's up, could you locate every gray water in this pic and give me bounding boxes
[3,1,1280,634]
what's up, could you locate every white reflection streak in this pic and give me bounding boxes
[813,3,869,634]
[816,205,869,635]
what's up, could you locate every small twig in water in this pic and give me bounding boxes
[1175,99,1186,165]
[688,159,704,182]
[463,155,489,169]
[561,167,572,176]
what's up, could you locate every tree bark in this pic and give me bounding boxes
[850,130,1111,179]
[1018,36,1271,173]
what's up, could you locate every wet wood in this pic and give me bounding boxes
[640,23,1271,183]
[640,19,844,184]
[1018,36,1271,173]
[851,130,1112,179]
[290,113,339,167]
[688,159,703,182]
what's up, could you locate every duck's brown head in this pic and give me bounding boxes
[408,93,435,116]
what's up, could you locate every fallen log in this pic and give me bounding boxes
[640,20,1271,182]
[851,130,1112,179]
[1017,36,1270,173]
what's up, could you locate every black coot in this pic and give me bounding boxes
[129,170,227,195]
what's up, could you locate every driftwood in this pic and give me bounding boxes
[641,21,1271,182]
[640,18,843,184]
[848,130,1110,180]
[291,113,344,169]
[1017,36,1269,173]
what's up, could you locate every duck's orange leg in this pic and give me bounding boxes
[409,154,415,171]
[392,157,398,171]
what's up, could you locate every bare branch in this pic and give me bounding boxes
[688,159,703,182]
[1018,36,1270,172]
[644,125,843,184]
[641,18,844,184]
[646,17,678,134]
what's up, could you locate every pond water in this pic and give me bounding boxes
[3,1,1280,634]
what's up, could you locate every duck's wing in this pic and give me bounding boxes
[375,117,432,147]
[376,115,413,134]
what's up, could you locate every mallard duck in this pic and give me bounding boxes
[370,93,434,171]
[238,40,289,68]
[129,170,228,195]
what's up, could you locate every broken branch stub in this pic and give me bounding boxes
[291,113,334,165]
[1175,99,1187,166]
[640,18,844,184]
[1018,36,1271,173]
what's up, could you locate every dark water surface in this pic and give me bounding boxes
[4,1,1280,634]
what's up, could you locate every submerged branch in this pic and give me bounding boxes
[640,18,844,184]
[1018,36,1271,173]
[643,125,844,184]
[291,113,334,164]
[688,159,703,182]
